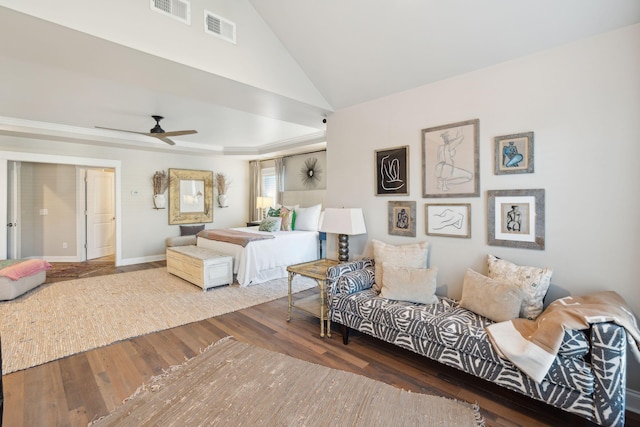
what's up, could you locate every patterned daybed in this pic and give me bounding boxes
[327,258,629,427]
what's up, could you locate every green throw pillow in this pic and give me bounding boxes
[259,216,282,232]
[267,207,281,217]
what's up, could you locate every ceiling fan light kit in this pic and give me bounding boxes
[96,115,197,145]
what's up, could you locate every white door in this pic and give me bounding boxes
[86,169,115,260]
[7,161,21,259]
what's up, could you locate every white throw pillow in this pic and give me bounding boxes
[258,216,282,232]
[460,269,523,323]
[294,204,323,231]
[380,263,438,304]
[372,240,430,293]
[487,255,553,320]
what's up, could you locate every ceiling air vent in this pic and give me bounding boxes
[204,10,236,44]
[150,0,190,25]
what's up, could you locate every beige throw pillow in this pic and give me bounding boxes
[372,240,430,292]
[460,269,523,323]
[380,263,438,304]
[487,255,553,320]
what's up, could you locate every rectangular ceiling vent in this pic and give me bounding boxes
[150,0,190,25]
[204,10,236,44]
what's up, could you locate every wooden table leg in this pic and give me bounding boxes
[287,271,294,322]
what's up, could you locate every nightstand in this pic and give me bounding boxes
[246,220,261,227]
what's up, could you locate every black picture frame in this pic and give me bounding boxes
[375,145,409,196]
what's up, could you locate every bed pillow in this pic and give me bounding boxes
[487,255,553,320]
[259,216,282,232]
[372,240,430,293]
[294,204,322,231]
[280,206,296,231]
[180,224,205,236]
[267,207,281,217]
[379,263,438,304]
[460,269,523,322]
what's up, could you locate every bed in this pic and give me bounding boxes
[197,190,326,287]
[197,227,319,286]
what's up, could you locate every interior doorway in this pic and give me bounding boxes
[85,168,115,260]
[0,151,122,265]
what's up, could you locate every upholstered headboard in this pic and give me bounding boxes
[282,190,326,208]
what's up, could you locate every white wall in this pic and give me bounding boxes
[325,25,640,391]
[0,137,248,264]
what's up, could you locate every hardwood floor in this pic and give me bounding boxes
[3,261,639,426]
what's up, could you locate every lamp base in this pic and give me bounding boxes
[337,234,349,263]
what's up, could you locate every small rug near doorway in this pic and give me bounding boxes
[45,261,116,281]
[0,268,316,374]
[91,337,484,426]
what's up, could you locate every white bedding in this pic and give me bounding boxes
[197,227,319,287]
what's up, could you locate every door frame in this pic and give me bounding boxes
[0,151,122,266]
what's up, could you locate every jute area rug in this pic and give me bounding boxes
[0,268,315,374]
[91,337,484,427]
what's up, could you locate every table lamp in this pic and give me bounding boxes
[256,196,274,220]
[319,208,367,262]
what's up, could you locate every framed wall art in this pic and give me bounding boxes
[375,145,409,196]
[425,203,471,238]
[422,119,479,198]
[487,189,545,250]
[169,168,214,224]
[388,201,416,237]
[494,131,534,175]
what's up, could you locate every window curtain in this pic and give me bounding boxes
[248,160,260,221]
[274,157,285,206]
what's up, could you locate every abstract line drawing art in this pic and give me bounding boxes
[422,119,479,198]
[426,204,471,238]
[375,146,409,196]
[381,154,404,191]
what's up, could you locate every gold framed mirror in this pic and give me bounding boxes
[168,168,214,224]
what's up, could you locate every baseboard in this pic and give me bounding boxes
[43,255,82,262]
[627,388,640,414]
[119,254,166,266]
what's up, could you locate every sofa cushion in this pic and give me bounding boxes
[460,269,522,322]
[487,255,552,320]
[372,240,429,293]
[380,263,438,305]
[180,224,205,236]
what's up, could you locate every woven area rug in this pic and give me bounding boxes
[91,337,484,426]
[0,268,315,374]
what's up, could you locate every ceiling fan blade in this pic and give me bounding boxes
[159,130,198,137]
[95,126,147,135]
[157,136,176,146]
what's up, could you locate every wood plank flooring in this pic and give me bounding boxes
[3,261,639,426]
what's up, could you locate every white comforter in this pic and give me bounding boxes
[197,227,319,286]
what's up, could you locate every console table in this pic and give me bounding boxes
[286,258,339,338]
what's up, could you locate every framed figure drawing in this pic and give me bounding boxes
[388,201,416,237]
[487,189,545,250]
[375,146,409,196]
[425,203,471,238]
[169,168,214,224]
[494,132,534,175]
[422,119,479,198]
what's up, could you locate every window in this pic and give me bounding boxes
[261,167,276,200]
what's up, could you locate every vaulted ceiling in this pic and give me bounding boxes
[0,1,638,157]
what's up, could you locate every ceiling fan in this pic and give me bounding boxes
[96,115,197,145]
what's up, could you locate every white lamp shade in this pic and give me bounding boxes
[319,208,367,235]
[256,196,274,209]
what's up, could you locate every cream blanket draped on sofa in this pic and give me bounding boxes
[486,291,640,383]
